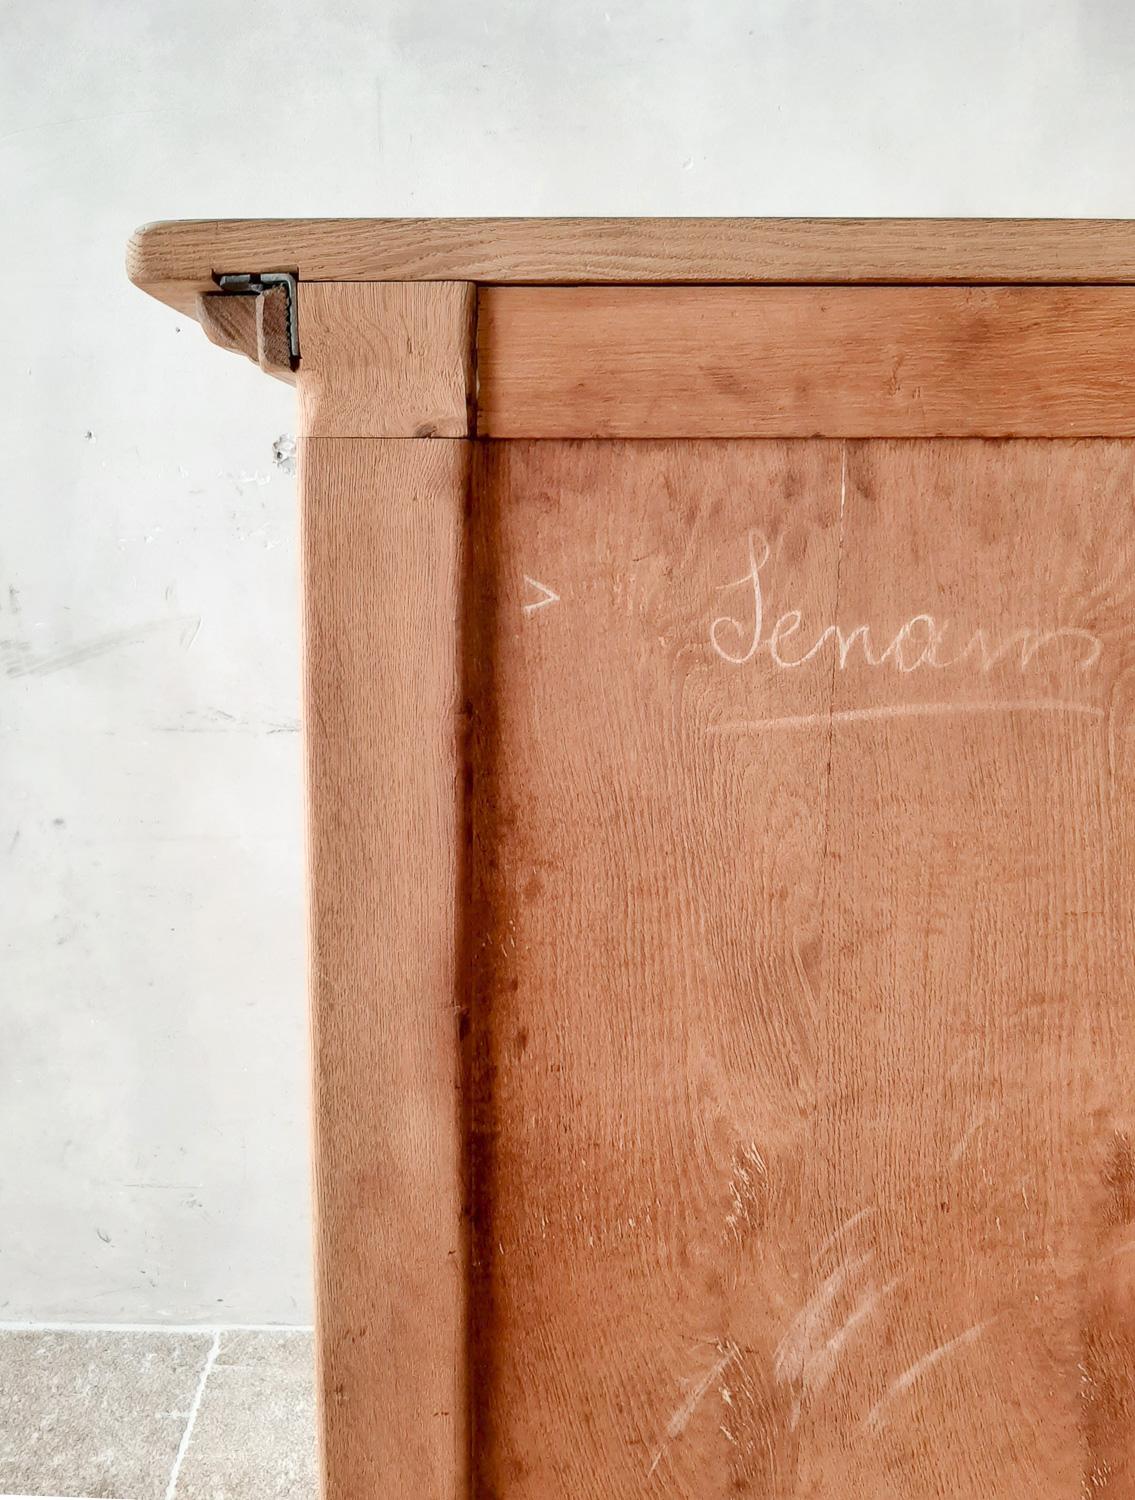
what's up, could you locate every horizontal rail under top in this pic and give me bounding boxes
[475,284,1135,440]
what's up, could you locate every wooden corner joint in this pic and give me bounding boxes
[196,282,297,384]
[196,278,478,434]
[295,281,476,439]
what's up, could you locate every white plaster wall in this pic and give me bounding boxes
[2,0,1134,1323]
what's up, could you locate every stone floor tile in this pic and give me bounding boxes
[0,1329,213,1499]
[172,1330,315,1499]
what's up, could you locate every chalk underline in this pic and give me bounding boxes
[709,698,1106,733]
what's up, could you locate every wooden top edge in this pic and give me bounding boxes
[128,218,1135,316]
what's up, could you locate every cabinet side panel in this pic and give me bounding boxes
[301,436,468,1500]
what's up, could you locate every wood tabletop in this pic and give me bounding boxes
[128,218,1135,316]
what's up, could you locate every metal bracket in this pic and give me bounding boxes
[216,271,300,366]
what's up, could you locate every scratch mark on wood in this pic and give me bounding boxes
[774,1256,871,1386]
[794,1277,903,1424]
[816,1207,874,1261]
[863,1319,992,1434]
[648,1343,739,1476]
[948,1112,991,1165]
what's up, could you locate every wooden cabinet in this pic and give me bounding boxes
[130,219,1135,1499]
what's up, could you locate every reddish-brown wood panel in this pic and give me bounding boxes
[461,436,1135,1499]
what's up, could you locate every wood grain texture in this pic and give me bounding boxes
[463,436,1135,1499]
[297,281,475,438]
[303,435,468,1500]
[197,291,258,361]
[255,283,295,376]
[127,218,1135,317]
[477,286,1135,437]
[196,286,296,381]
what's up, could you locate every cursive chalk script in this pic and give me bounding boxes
[710,531,1103,675]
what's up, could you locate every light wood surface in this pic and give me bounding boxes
[128,218,1135,316]
[464,435,1135,1498]
[196,292,259,363]
[477,285,1135,437]
[297,282,474,438]
[304,436,468,1500]
[300,283,473,1499]
[196,285,295,381]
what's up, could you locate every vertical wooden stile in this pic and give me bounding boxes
[296,281,475,1500]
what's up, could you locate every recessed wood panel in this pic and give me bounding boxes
[476,286,1135,437]
[462,436,1135,1499]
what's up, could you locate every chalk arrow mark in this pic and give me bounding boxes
[522,576,560,615]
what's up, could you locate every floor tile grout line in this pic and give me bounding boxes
[0,1321,313,1334]
[163,1328,220,1500]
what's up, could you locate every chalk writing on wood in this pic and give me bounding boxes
[710,529,1103,675]
[523,575,560,615]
